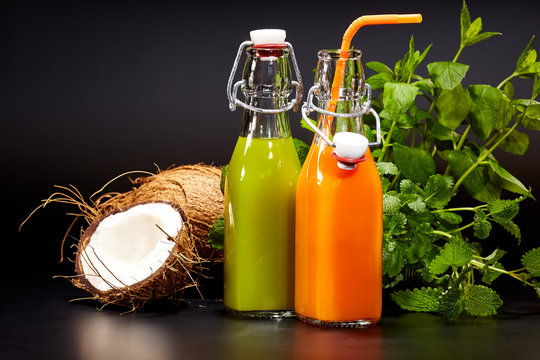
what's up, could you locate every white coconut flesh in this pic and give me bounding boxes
[80,203,183,292]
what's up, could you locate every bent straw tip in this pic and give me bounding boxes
[397,14,423,24]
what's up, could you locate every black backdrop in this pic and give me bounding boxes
[3,0,539,284]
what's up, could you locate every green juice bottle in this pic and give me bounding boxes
[224,29,303,317]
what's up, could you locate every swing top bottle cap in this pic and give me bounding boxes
[332,132,369,170]
[250,29,286,48]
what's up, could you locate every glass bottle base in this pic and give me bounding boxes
[296,313,379,328]
[225,307,295,319]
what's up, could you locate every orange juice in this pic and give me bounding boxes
[295,138,382,325]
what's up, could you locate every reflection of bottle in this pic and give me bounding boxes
[295,49,383,326]
[224,30,302,318]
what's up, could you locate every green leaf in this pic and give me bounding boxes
[427,61,470,90]
[532,280,540,299]
[465,17,482,40]
[430,238,473,275]
[393,143,436,185]
[436,211,463,225]
[207,216,224,250]
[516,36,535,72]
[424,174,452,209]
[521,117,540,131]
[460,0,471,44]
[487,158,529,196]
[438,287,464,320]
[381,177,390,192]
[384,212,407,235]
[383,193,401,215]
[511,98,540,113]
[407,212,435,229]
[366,73,393,91]
[494,96,515,131]
[464,31,501,47]
[521,247,540,276]
[220,165,229,193]
[408,230,433,263]
[504,81,514,99]
[407,195,427,213]
[300,116,317,133]
[413,78,435,95]
[400,179,418,194]
[499,129,529,155]
[293,138,310,166]
[467,85,504,141]
[463,285,502,316]
[383,239,406,277]
[484,248,507,265]
[380,82,418,121]
[482,262,504,285]
[449,148,499,202]
[517,49,539,77]
[473,210,491,239]
[391,287,443,312]
[377,162,399,176]
[496,219,521,241]
[366,61,394,77]
[533,75,540,99]
[524,103,540,119]
[487,199,519,221]
[435,85,469,130]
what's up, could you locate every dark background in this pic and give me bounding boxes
[2,0,539,290]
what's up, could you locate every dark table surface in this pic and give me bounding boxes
[2,278,540,360]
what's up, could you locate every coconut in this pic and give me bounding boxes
[97,164,224,261]
[24,164,224,311]
[73,202,196,310]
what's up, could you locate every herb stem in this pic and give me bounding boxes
[453,45,464,63]
[433,230,453,239]
[378,120,397,163]
[431,145,437,157]
[389,171,401,191]
[443,124,471,175]
[470,259,534,286]
[483,130,502,148]
[431,205,485,213]
[448,222,474,234]
[452,118,522,195]
[496,72,518,90]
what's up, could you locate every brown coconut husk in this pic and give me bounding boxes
[23,163,224,311]
[96,164,224,261]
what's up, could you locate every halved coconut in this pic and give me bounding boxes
[73,202,197,309]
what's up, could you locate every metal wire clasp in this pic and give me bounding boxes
[301,83,382,147]
[226,41,303,114]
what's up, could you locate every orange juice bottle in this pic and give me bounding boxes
[295,49,383,326]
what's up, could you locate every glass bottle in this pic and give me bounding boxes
[224,30,302,318]
[295,49,383,326]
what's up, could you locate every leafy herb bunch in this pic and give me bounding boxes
[345,2,540,319]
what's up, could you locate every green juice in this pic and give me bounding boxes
[224,136,300,313]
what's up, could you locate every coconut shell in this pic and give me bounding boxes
[73,201,196,310]
[98,164,224,260]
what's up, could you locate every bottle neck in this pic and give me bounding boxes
[240,96,291,138]
[315,98,365,140]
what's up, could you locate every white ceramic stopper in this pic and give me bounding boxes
[333,132,369,160]
[250,29,286,45]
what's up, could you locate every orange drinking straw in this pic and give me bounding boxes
[324,14,422,131]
